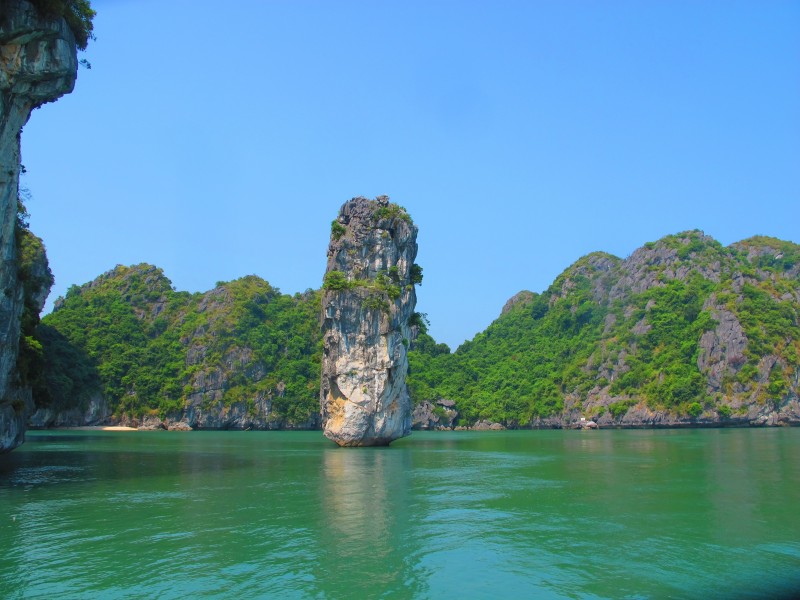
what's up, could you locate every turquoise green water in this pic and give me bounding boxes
[0,429,798,599]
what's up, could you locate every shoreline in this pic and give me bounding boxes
[34,421,800,433]
[59,425,138,431]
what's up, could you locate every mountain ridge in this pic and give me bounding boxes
[410,230,799,428]
[32,230,800,430]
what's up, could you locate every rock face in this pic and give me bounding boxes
[412,398,458,430]
[320,197,419,446]
[28,393,108,428]
[0,1,77,452]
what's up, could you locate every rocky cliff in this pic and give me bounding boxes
[319,196,420,446]
[0,1,78,452]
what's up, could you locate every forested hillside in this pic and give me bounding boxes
[34,265,322,429]
[409,231,800,427]
[32,231,800,429]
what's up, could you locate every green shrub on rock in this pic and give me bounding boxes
[687,402,703,418]
[331,220,346,240]
[322,270,349,291]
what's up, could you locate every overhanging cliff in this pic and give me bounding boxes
[0,0,78,452]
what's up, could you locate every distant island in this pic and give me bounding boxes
[28,229,800,432]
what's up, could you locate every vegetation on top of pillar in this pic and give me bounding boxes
[372,196,412,225]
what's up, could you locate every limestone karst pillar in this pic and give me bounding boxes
[319,196,420,446]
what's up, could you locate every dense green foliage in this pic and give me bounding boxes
[14,200,55,397]
[40,265,322,423]
[322,270,348,291]
[410,264,423,286]
[330,220,346,240]
[409,232,800,426]
[28,0,95,50]
[373,200,412,224]
[409,288,582,424]
[39,231,800,428]
[605,275,716,406]
[322,266,419,298]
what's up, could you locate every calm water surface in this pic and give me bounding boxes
[0,429,798,599]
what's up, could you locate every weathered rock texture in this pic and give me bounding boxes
[28,392,107,428]
[412,398,458,430]
[0,1,77,452]
[320,196,419,446]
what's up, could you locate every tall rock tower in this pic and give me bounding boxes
[320,196,420,446]
[0,1,81,452]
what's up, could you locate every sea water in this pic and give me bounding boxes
[1,429,798,599]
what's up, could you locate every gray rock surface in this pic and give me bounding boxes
[500,291,535,316]
[412,398,458,430]
[0,1,77,452]
[696,303,748,393]
[471,420,505,431]
[28,392,108,428]
[320,197,419,446]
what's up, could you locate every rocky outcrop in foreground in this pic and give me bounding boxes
[0,1,78,452]
[320,197,420,446]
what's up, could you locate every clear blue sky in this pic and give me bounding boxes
[21,0,800,350]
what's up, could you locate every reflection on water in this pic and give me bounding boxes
[318,447,418,597]
[322,449,396,551]
[0,429,798,599]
